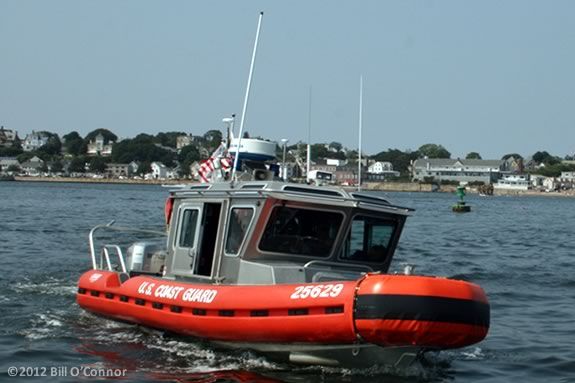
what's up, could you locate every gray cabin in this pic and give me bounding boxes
[162,181,413,285]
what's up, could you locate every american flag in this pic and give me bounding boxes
[198,143,232,183]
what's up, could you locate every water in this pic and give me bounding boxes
[1,181,574,382]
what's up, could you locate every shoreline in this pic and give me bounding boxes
[8,176,575,198]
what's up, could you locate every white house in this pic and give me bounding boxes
[22,131,49,152]
[20,156,45,176]
[326,158,347,167]
[87,133,114,156]
[494,174,530,191]
[151,162,168,179]
[560,171,575,182]
[543,177,559,192]
[411,158,504,184]
[368,161,393,174]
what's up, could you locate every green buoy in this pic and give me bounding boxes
[452,186,471,213]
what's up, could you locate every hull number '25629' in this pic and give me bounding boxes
[290,283,344,299]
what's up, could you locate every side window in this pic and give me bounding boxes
[179,209,199,248]
[259,206,343,257]
[342,215,396,263]
[225,207,255,255]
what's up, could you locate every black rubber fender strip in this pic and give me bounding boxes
[356,294,490,328]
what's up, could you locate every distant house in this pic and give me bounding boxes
[368,161,393,174]
[20,156,44,176]
[87,133,114,156]
[560,171,575,182]
[151,162,168,179]
[494,174,530,191]
[334,165,360,184]
[22,131,49,152]
[366,161,400,180]
[0,126,19,147]
[411,158,505,184]
[326,158,347,167]
[503,156,524,173]
[310,159,337,173]
[0,157,19,172]
[543,177,559,192]
[128,161,139,175]
[176,134,194,150]
[106,163,132,178]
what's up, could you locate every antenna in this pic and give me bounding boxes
[306,86,312,179]
[232,12,264,180]
[358,75,363,192]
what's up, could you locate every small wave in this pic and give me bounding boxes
[20,311,66,340]
[11,278,76,297]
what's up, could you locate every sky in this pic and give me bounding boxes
[1,0,574,159]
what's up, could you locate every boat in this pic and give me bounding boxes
[76,13,489,368]
[77,181,489,368]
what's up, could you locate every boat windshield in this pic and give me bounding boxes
[259,206,343,257]
[340,215,396,263]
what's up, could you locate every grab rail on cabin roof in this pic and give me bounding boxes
[303,260,373,274]
[89,221,166,270]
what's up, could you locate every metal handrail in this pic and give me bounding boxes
[303,260,373,274]
[100,245,127,273]
[89,220,166,270]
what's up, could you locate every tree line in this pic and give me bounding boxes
[1,129,574,177]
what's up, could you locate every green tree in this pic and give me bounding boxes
[69,157,86,173]
[418,144,451,159]
[465,152,482,160]
[89,156,108,173]
[37,135,62,156]
[532,151,560,166]
[372,148,419,175]
[137,161,151,175]
[17,152,34,163]
[6,164,21,173]
[39,161,49,173]
[203,130,223,151]
[111,135,176,167]
[156,131,187,148]
[50,161,64,173]
[310,144,329,161]
[0,146,23,157]
[178,145,201,177]
[63,131,86,156]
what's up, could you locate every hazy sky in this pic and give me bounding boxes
[1,1,574,159]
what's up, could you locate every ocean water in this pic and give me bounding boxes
[0,181,574,382]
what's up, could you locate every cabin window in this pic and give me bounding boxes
[259,206,343,257]
[179,209,199,248]
[341,215,396,263]
[225,207,255,255]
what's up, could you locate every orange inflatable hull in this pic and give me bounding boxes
[77,271,489,349]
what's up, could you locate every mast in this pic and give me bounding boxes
[358,75,363,191]
[306,86,312,180]
[232,11,264,180]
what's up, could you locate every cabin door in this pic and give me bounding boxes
[172,202,222,278]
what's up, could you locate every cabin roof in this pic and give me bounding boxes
[169,181,414,216]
